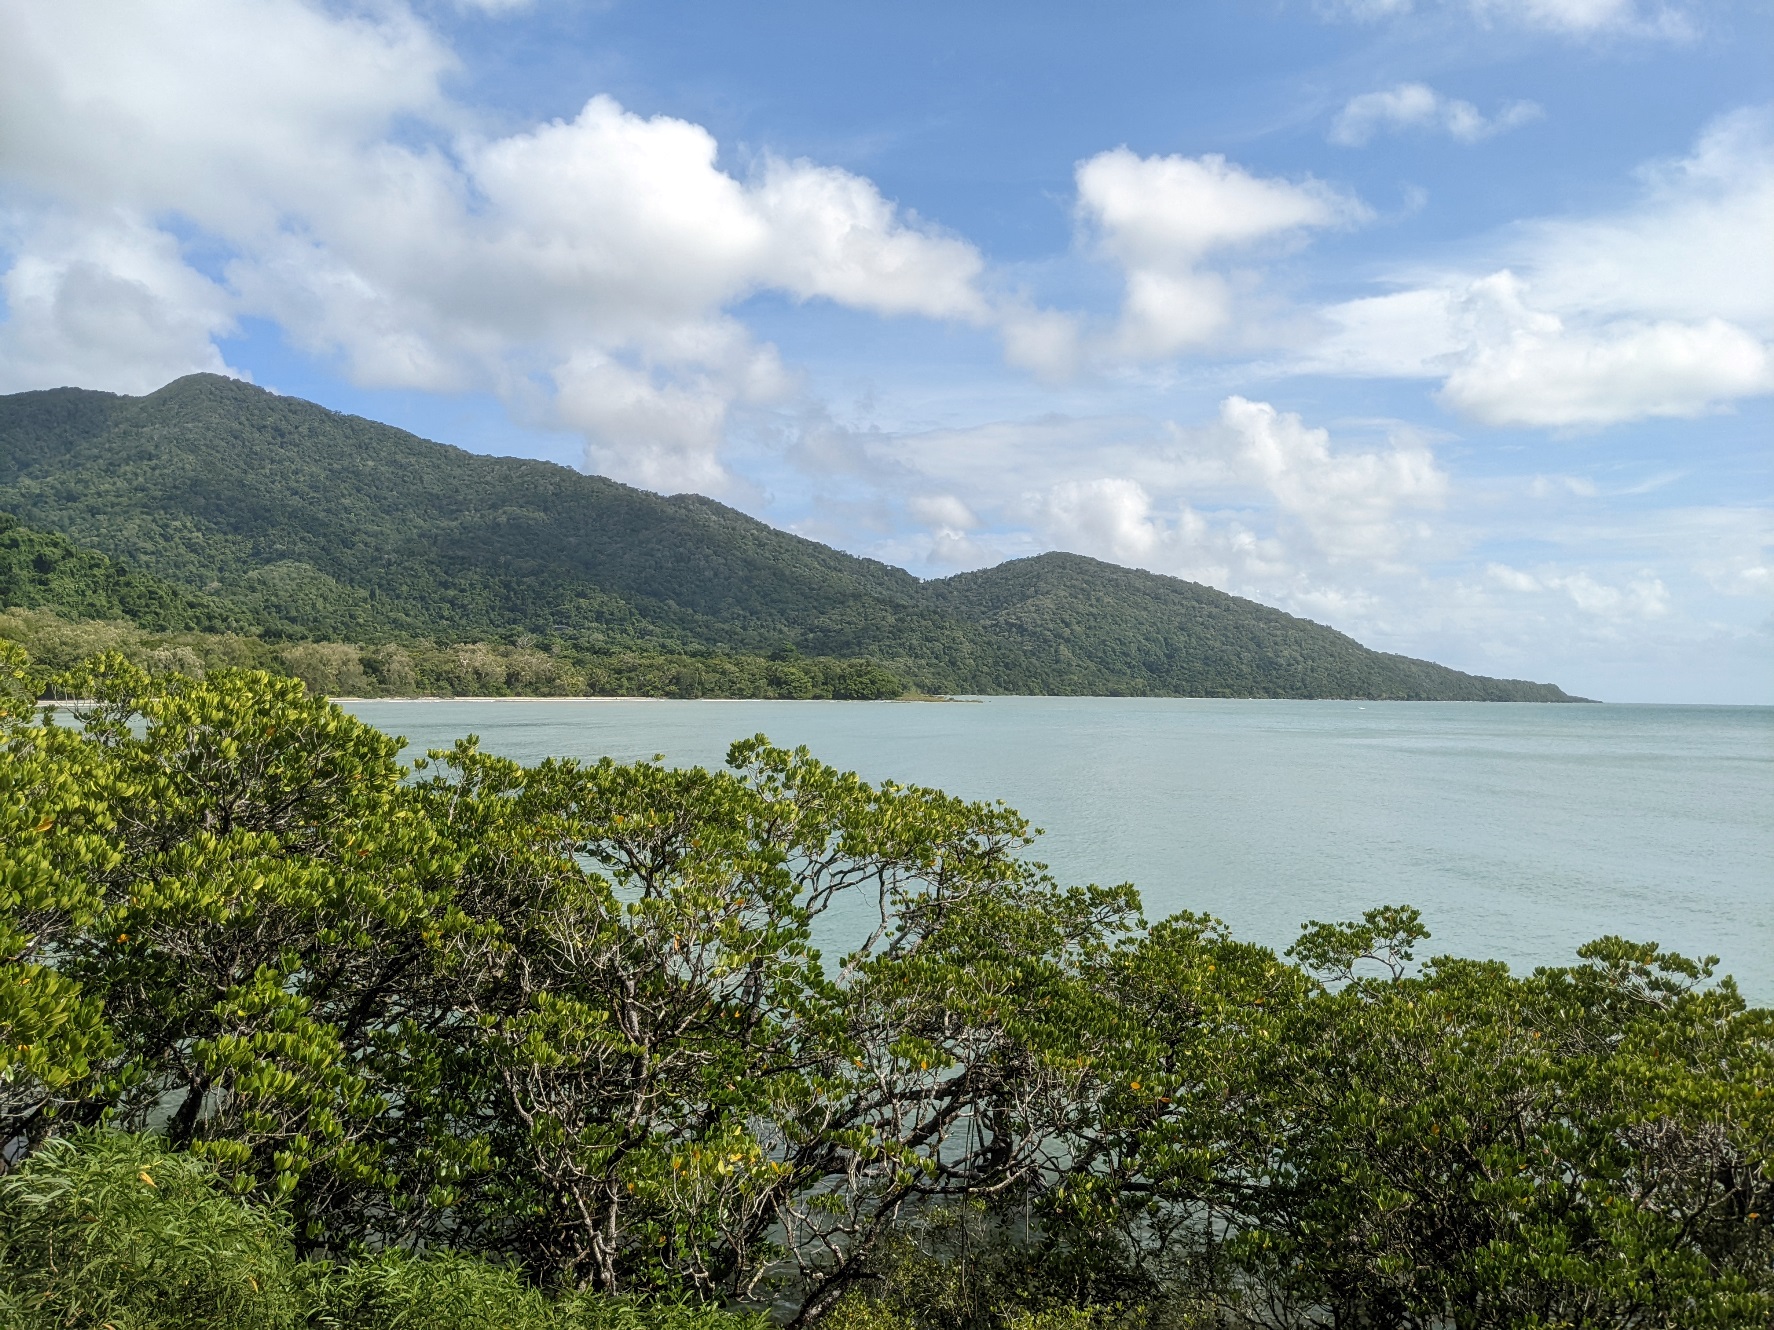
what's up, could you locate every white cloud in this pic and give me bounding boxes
[1218,397,1446,560]
[552,340,788,493]
[1075,148,1366,358]
[1036,478,1168,562]
[1437,274,1773,426]
[1326,0,1694,38]
[1485,561,1542,593]
[1306,287,1465,377]
[1025,475,1297,594]
[1519,107,1774,330]
[867,397,1447,588]
[1468,0,1689,37]
[908,493,980,531]
[0,210,240,394]
[0,0,996,491]
[0,0,454,231]
[1330,83,1542,147]
[1486,563,1671,618]
[1681,507,1774,598]
[1305,108,1774,426]
[999,305,1085,380]
[753,159,990,321]
[1526,473,1600,498]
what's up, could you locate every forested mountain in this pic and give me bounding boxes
[0,374,1580,700]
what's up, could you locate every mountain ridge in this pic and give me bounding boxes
[0,374,1583,701]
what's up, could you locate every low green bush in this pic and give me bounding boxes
[307,1249,566,1329]
[0,1131,303,1330]
[0,1134,773,1330]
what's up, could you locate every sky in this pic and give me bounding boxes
[0,0,1769,702]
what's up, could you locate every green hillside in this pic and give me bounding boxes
[930,553,1576,701]
[0,374,1582,700]
[0,513,246,633]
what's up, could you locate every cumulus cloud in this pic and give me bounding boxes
[0,0,999,491]
[552,339,791,493]
[1025,475,1297,595]
[0,0,453,229]
[779,392,1450,598]
[753,160,990,321]
[1436,274,1772,426]
[1307,288,1466,378]
[0,210,240,394]
[1036,478,1168,563]
[894,397,1447,589]
[900,494,987,567]
[1075,148,1367,358]
[1330,83,1542,147]
[1218,397,1446,560]
[1305,107,1774,426]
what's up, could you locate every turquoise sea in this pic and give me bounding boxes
[342,698,1774,1005]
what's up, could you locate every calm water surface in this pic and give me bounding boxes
[342,698,1774,1004]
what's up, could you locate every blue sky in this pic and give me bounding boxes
[1,0,1769,701]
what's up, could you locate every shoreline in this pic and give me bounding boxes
[327,693,1600,705]
[330,693,978,704]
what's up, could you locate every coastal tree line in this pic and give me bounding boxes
[0,646,1767,1328]
[0,605,908,701]
[0,511,908,699]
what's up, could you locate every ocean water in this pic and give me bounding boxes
[341,697,1774,1005]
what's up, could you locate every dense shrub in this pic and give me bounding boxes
[0,1132,774,1330]
[0,646,1767,1327]
[309,1250,561,1330]
[0,1131,303,1330]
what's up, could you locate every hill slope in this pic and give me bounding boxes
[0,513,247,634]
[0,375,1580,700]
[930,554,1574,700]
